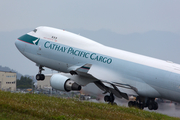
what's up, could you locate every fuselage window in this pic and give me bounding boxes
[33,29,37,33]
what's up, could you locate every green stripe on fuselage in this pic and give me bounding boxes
[18,34,39,45]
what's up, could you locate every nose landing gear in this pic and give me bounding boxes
[36,66,45,81]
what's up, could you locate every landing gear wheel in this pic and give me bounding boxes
[104,95,110,102]
[41,74,45,80]
[128,97,158,110]
[36,74,40,80]
[128,101,134,107]
[138,103,144,110]
[109,93,115,103]
[36,74,45,81]
[148,103,153,110]
[36,65,45,81]
[104,93,115,105]
[134,102,138,108]
[148,101,158,110]
[153,102,158,110]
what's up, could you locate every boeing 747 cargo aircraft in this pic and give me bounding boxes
[15,26,180,110]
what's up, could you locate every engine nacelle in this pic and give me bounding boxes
[50,74,81,92]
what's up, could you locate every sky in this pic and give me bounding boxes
[1,0,180,34]
[1,0,180,75]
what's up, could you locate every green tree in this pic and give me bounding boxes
[17,76,33,89]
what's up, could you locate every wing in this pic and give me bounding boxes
[68,63,139,100]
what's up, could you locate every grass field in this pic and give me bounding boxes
[0,91,179,120]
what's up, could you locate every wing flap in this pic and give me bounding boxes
[68,63,138,99]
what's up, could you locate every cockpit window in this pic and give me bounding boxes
[33,29,37,33]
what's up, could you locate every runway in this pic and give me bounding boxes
[118,100,180,118]
[90,99,180,118]
[148,103,180,118]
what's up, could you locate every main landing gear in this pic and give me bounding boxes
[36,66,45,81]
[128,97,158,110]
[104,93,117,105]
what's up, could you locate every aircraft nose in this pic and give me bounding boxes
[15,39,25,52]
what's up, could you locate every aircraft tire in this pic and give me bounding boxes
[148,103,153,110]
[41,74,45,80]
[138,103,144,110]
[134,102,139,108]
[36,74,41,80]
[128,101,133,107]
[36,74,45,80]
[109,94,115,102]
[104,95,110,102]
[153,102,158,110]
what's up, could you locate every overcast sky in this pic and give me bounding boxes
[1,0,180,75]
[1,0,180,34]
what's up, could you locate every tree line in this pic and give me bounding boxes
[17,76,33,89]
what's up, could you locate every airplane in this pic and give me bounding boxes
[15,26,180,110]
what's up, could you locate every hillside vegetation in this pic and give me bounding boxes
[16,76,33,89]
[0,91,179,120]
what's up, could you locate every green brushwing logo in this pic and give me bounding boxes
[33,38,40,45]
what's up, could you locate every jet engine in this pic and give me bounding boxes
[50,74,81,92]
